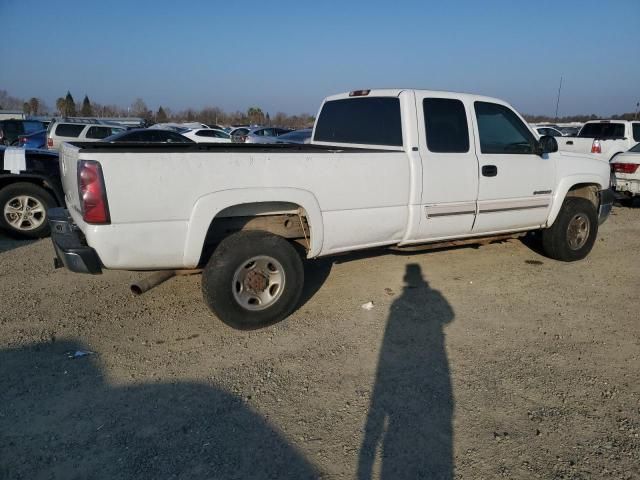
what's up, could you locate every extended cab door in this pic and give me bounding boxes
[471,101,555,233]
[410,93,479,241]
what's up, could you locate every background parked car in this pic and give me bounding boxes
[102,129,194,143]
[244,127,293,144]
[0,119,46,145]
[182,128,231,143]
[17,129,47,149]
[0,146,63,238]
[536,126,564,137]
[611,142,640,202]
[47,120,125,150]
[274,128,313,144]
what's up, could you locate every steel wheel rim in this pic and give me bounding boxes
[3,195,46,231]
[567,213,590,250]
[232,255,286,311]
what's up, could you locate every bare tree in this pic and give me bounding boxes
[130,98,148,116]
[28,98,40,115]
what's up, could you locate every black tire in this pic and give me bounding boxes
[542,197,598,262]
[0,182,56,239]
[201,230,304,329]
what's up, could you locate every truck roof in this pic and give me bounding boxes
[324,88,510,106]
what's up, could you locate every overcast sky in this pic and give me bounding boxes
[1,0,638,116]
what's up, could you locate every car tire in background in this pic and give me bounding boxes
[201,230,304,329]
[0,182,56,239]
[541,197,598,262]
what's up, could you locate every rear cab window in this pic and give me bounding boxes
[632,123,640,142]
[313,97,403,147]
[579,122,625,139]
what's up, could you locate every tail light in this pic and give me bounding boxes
[591,139,601,154]
[47,137,53,148]
[78,160,110,224]
[612,163,639,174]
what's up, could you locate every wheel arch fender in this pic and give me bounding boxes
[546,175,606,227]
[183,187,324,266]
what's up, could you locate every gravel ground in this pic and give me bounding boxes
[0,206,639,479]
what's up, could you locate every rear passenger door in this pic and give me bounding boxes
[413,93,478,240]
[472,101,555,233]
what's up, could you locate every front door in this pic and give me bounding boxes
[471,101,555,233]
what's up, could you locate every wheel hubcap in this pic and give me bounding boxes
[567,213,590,250]
[3,195,46,231]
[232,256,286,311]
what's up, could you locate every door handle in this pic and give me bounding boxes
[566,140,573,145]
[482,165,498,177]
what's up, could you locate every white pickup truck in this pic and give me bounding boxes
[556,120,640,162]
[49,89,614,329]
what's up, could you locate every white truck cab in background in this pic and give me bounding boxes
[50,89,614,329]
[556,120,640,162]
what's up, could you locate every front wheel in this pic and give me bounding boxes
[201,230,304,329]
[542,197,598,262]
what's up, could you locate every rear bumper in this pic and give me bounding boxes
[612,177,640,196]
[598,188,615,225]
[49,208,102,274]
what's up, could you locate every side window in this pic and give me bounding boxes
[85,126,112,139]
[54,124,85,138]
[633,123,640,142]
[423,98,469,153]
[474,102,536,154]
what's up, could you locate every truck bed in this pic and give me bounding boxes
[68,142,392,154]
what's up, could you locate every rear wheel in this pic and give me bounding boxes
[542,197,598,261]
[0,182,55,239]
[202,230,304,329]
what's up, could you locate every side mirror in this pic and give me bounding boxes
[538,135,558,155]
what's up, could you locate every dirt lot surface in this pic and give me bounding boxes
[1,206,639,479]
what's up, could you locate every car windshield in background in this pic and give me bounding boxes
[579,123,625,138]
[314,97,403,146]
[104,129,194,143]
[276,129,312,143]
[629,142,640,153]
[24,121,45,134]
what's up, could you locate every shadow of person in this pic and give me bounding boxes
[0,341,319,480]
[358,264,455,480]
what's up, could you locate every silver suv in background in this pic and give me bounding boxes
[46,119,126,150]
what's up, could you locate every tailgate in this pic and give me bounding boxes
[59,143,82,216]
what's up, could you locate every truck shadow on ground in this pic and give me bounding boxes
[0,233,35,254]
[358,264,455,480]
[0,341,319,480]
